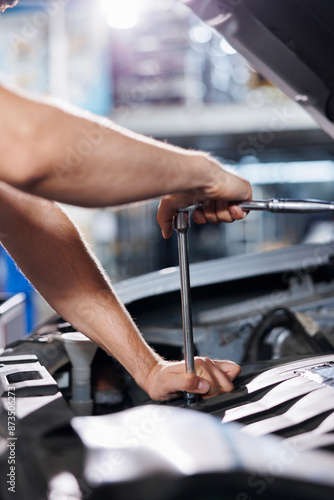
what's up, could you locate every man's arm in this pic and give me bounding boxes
[0,183,240,400]
[0,85,251,237]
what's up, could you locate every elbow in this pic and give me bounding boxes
[1,111,56,193]
[3,151,49,193]
[9,167,47,194]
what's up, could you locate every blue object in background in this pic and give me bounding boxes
[66,3,113,116]
[1,2,113,115]
[0,247,35,334]
[0,1,113,335]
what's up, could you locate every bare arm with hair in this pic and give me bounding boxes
[0,85,251,237]
[0,183,241,400]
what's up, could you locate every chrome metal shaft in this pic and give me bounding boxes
[185,199,334,214]
[238,198,334,213]
[174,210,196,404]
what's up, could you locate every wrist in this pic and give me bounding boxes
[138,355,166,394]
[183,152,223,194]
[121,335,165,393]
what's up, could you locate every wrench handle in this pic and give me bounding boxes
[184,199,334,213]
[174,211,197,404]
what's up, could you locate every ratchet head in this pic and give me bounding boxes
[173,210,191,232]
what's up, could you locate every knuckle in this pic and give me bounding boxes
[203,215,216,224]
[196,357,210,369]
[206,384,220,398]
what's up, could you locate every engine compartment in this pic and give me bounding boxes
[3,246,334,412]
[1,244,334,499]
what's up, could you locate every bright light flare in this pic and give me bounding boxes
[189,25,212,44]
[100,0,151,30]
[220,38,237,55]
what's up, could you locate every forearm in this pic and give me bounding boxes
[0,184,243,401]
[0,184,161,390]
[0,85,212,206]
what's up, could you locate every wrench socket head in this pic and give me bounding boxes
[173,211,190,232]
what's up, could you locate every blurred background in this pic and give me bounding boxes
[1,0,334,333]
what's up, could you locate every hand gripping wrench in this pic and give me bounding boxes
[173,196,334,404]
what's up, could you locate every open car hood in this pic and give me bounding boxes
[181,0,334,140]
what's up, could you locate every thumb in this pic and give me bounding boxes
[187,374,211,394]
[163,372,210,395]
[156,202,174,239]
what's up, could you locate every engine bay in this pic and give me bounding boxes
[1,244,334,499]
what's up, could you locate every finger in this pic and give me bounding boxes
[195,358,234,396]
[157,199,174,239]
[201,201,219,224]
[194,357,222,396]
[158,370,210,399]
[228,204,248,220]
[185,373,212,395]
[212,360,242,381]
[167,360,220,396]
[216,199,235,223]
[206,361,235,393]
[192,209,206,225]
[164,369,223,398]
[151,360,240,400]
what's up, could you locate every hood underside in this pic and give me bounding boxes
[181,0,334,140]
